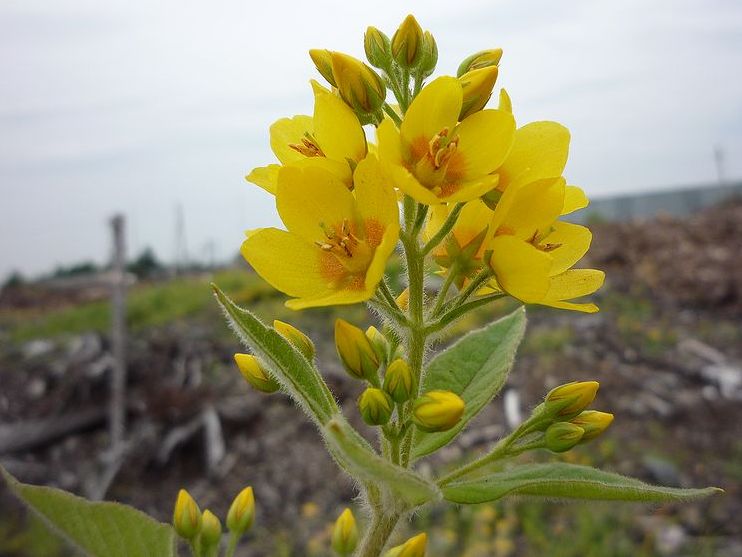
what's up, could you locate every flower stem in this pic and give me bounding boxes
[357,511,402,557]
[382,103,402,127]
[421,202,464,256]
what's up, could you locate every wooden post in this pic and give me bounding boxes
[110,215,127,449]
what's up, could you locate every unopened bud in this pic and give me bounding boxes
[412,390,465,433]
[391,14,424,69]
[418,31,438,78]
[173,489,201,540]
[545,381,599,418]
[365,325,390,364]
[330,52,386,114]
[383,359,415,403]
[384,532,427,557]
[234,353,280,394]
[457,48,503,77]
[226,486,255,536]
[544,422,584,453]
[274,320,315,360]
[331,508,359,555]
[570,410,614,442]
[459,66,499,120]
[364,27,391,69]
[396,288,410,311]
[358,387,394,426]
[309,49,337,87]
[498,88,512,113]
[335,319,380,381]
[200,509,222,549]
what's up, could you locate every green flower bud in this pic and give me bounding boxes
[358,387,394,426]
[335,319,380,381]
[544,422,585,453]
[418,31,438,78]
[331,508,359,555]
[309,49,337,87]
[172,489,201,540]
[459,65,499,120]
[274,320,316,360]
[384,532,427,557]
[545,381,599,418]
[226,486,255,536]
[330,52,386,115]
[391,14,424,69]
[200,509,222,550]
[365,325,390,364]
[570,410,614,441]
[383,359,415,403]
[456,48,503,77]
[233,353,280,394]
[364,26,392,69]
[412,390,465,432]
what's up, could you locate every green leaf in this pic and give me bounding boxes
[324,416,440,508]
[412,307,526,460]
[213,284,338,425]
[441,462,723,504]
[1,465,175,557]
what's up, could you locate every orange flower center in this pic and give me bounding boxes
[411,127,462,194]
[316,218,382,288]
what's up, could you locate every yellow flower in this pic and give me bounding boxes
[242,156,399,309]
[377,76,515,204]
[246,81,367,194]
[485,177,604,312]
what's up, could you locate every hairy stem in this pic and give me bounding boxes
[421,202,464,256]
[357,511,402,557]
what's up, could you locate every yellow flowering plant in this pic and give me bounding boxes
[0,13,720,557]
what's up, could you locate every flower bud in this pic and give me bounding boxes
[391,14,424,69]
[358,387,394,426]
[418,31,438,78]
[545,381,599,418]
[274,320,315,360]
[456,48,503,77]
[384,532,427,557]
[200,509,222,549]
[309,49,337,87]
[173,489,201,540]
[365,325,390,364]
[458,66,499,120]
[364,26,392,69]
[396,288,410,311]
[226,486,255,536]
[331,508,359,555]
[544,422,584,453]
[383,359,415,403]
[335,319,380,381]
[233,353,280,394]
[570,410,614,442]
[412,390,465,432]
[330,52,386,115]
[498,88,512,113]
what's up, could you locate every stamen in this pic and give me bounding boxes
[288,133,325,157]
[427,128,458,169]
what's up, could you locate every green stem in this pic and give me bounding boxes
[426,295,505,334]
[421,203,464,256]
[454,267,492,307]
[378,279,399,309]
[382,103,402,127]
[224,532,239,557]
[411,204,429,238]
[430,263,459,317]
[357,511,402,557]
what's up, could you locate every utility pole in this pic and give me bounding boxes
[109,215,127,451]
[174,203,188,275]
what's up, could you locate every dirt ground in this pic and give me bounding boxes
[1,200,741,556]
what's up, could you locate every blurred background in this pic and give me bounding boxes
[1,1,741,555]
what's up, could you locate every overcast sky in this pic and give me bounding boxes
[1,0,741,278]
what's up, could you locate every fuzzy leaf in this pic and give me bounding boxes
[1,465,175,557]
[442,462,723,504]
[412,307,526,459]
[213,284,337,424]
[324,416,440,507]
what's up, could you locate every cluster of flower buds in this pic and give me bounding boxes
[364,15,437,80]
[172,486,255,555]
[538,381,614,452]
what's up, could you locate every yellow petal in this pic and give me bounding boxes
[454,109,515,179]
[562,185,589,215]
[377,118,403,165]
[353,155,401,232]
[364,223,399,297]
[545,222,592,275]
[241,228,331,298]
[285,288,372,310]
[489,235,552,303]
[388,164,443,205]
[542,300,599,313]
[401,77,462,146]
[442,174,500,203]
[276,166,355,243]
[497,121,570,191]
[544,269,605,301]
[498,88,512,113]
[491,177,565,239]
[292,157,353,189]
[269,115,314,164]
[246,164,280,195]
[311,80,367,163]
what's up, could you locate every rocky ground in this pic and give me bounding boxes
[1,200,741,556]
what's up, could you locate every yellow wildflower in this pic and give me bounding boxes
[242,156,399,309]
[486,177,604,312]
[246,81,367,194]
[377,76,515,204]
